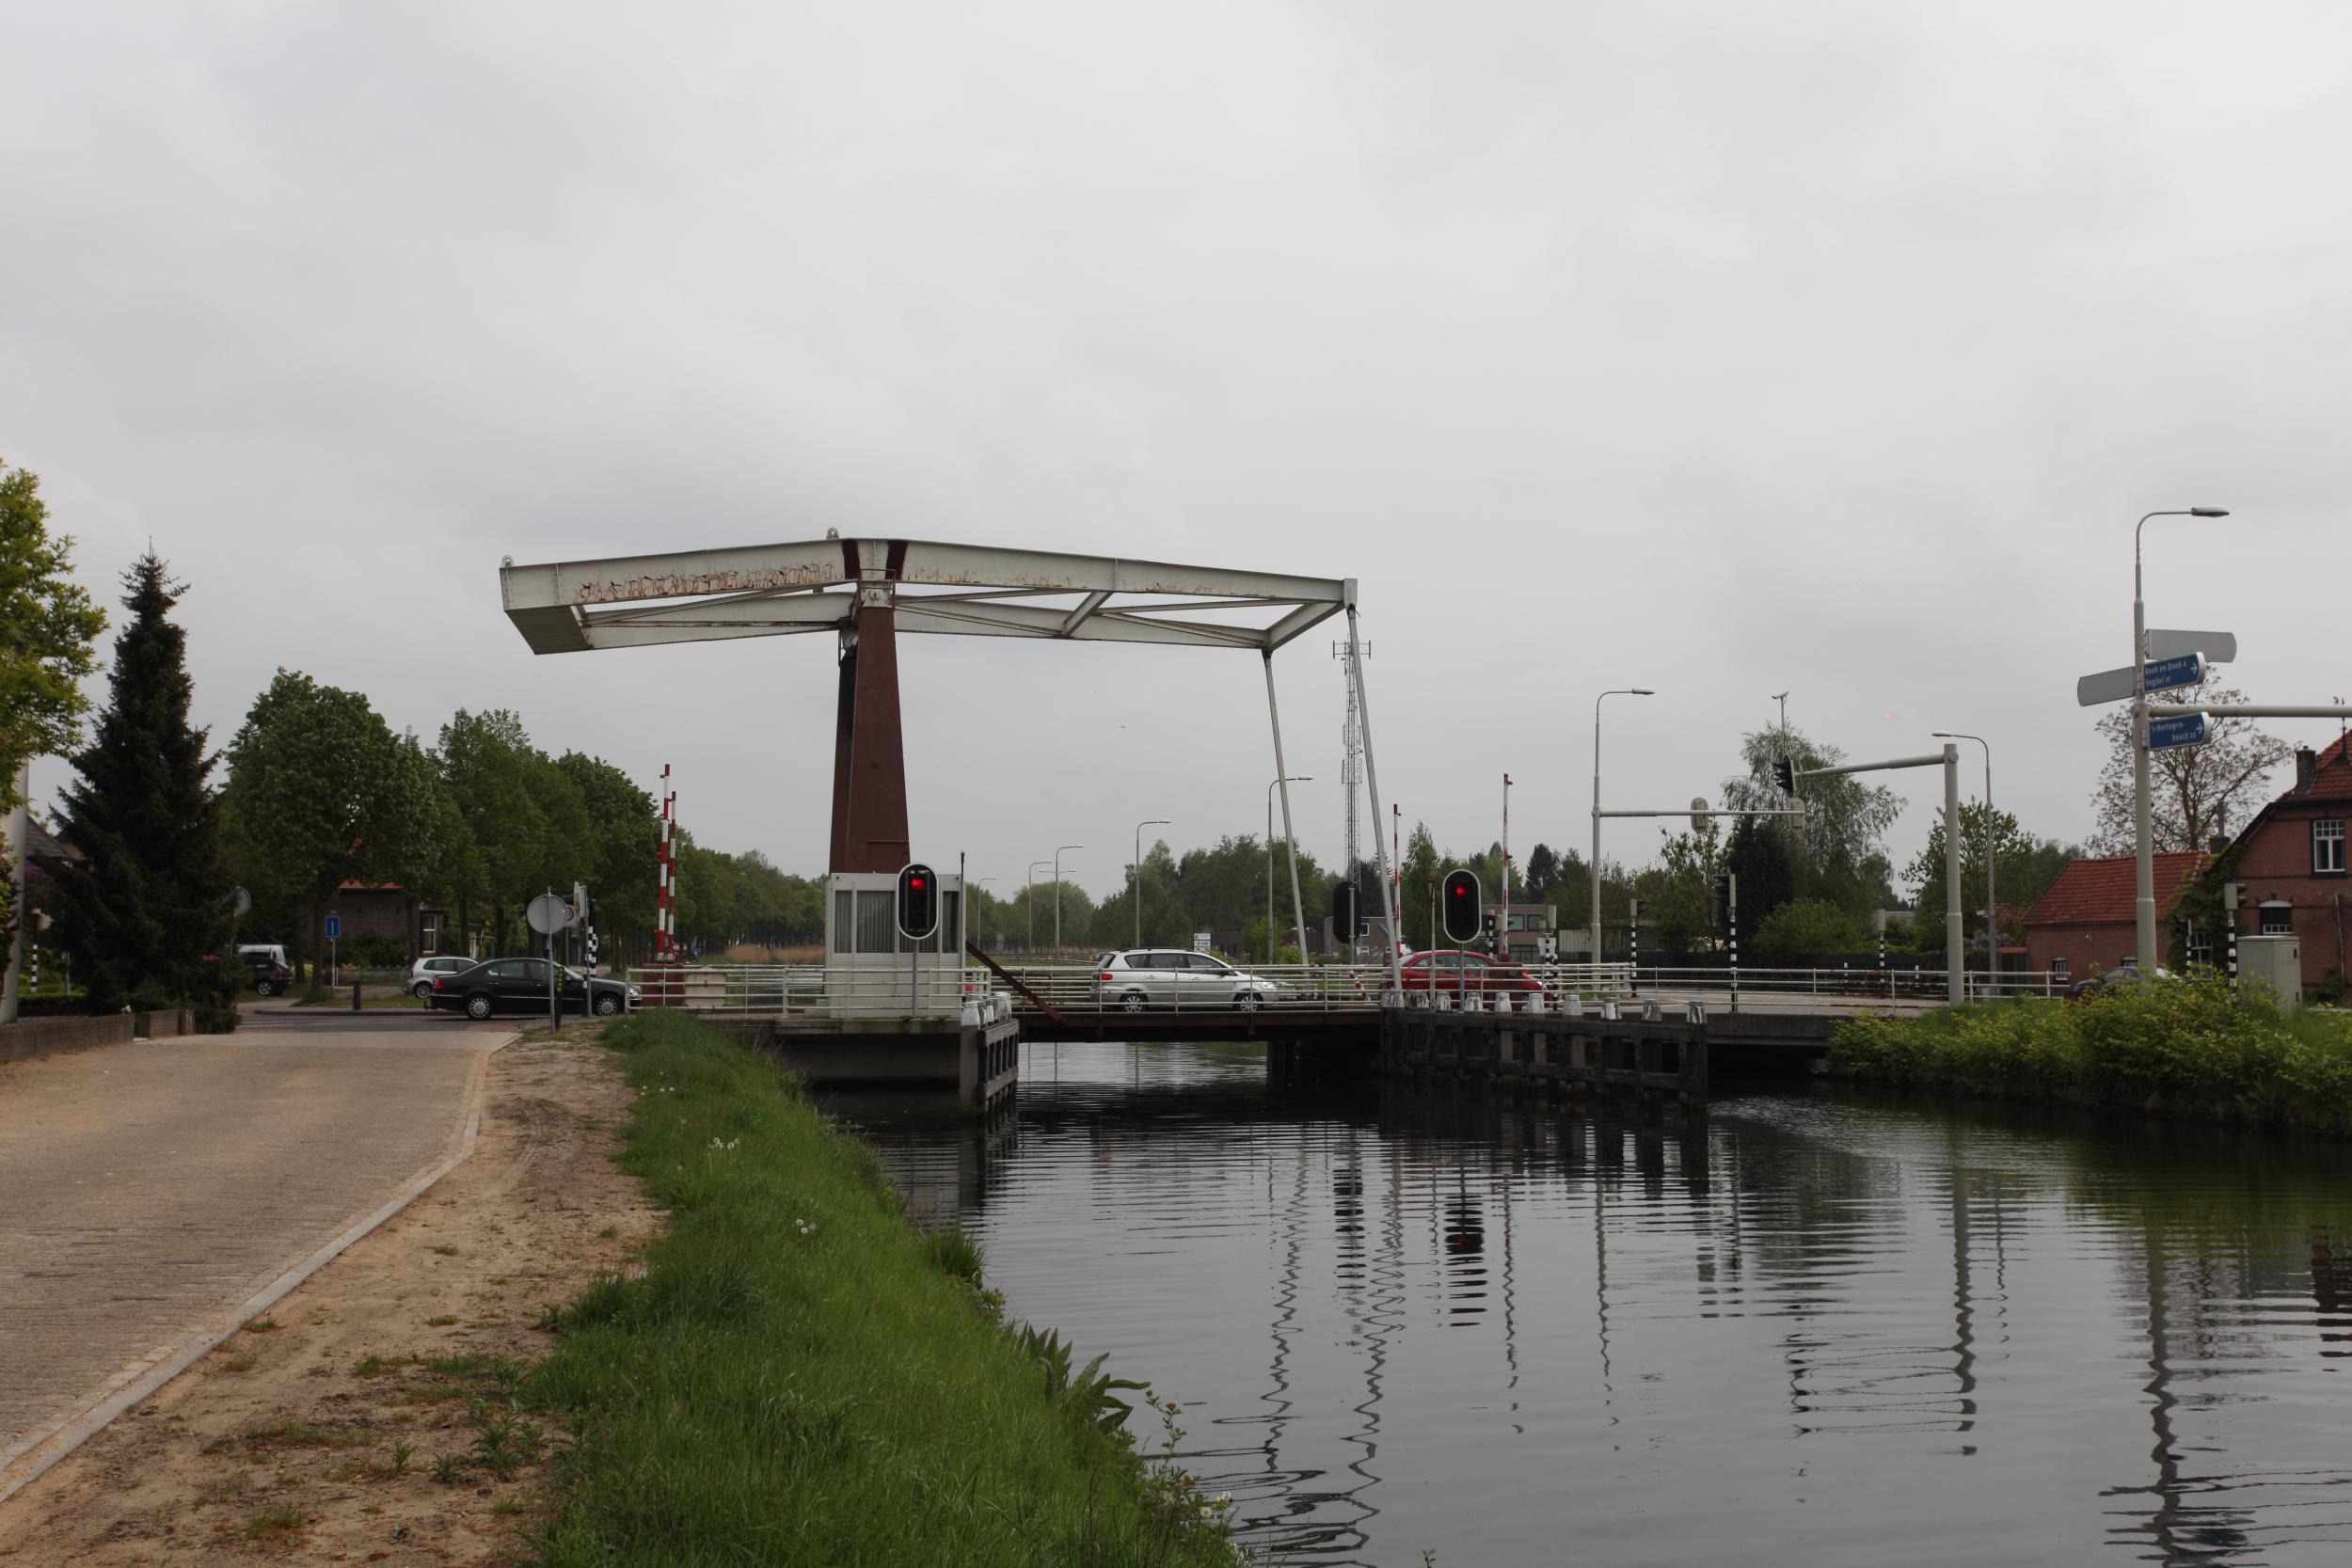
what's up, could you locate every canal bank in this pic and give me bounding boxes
[525,1011,1247,1566]
[840,1037,2352,1568]
[1827,976,2352,1135]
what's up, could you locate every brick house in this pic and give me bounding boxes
[2023,851,2209,986]
[327,883,450,956]
[2207,736,2352,992]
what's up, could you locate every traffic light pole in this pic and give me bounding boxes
[1797,746,1963,1006]
[1596,804,1799,1003]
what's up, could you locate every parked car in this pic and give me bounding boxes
[425,958,638,1020]
[1397,949,1545,995]
[408,954,477,999]
[1094,949,1281,1011]
[237,942,291,972]
[2071,963,2170,999]
[243,954,294,997]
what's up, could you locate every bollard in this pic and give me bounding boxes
[352,980,362,1013]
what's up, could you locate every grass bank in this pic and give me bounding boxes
[1829,975,2352,1133]
[525,1009,1248,1567]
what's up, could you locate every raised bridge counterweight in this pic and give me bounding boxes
[494,536,1402,980]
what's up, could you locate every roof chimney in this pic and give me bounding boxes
[2207,834,2229,853]
[2296,747,2319,795]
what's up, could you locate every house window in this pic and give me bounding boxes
[2259,901,2293,936]
[2316,819,2346,875]
[2186,927,2214,968]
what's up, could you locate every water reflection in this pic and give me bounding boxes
[830,1044,2352,1568]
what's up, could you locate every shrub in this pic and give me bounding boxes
[1828,974,2352,1132]
[1751,898,1865,965]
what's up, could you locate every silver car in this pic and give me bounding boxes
[408,954,476,999]
[1095,949,1280,1012]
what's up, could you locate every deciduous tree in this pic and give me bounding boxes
[222,671,435,974]
[1723,721,1901,917]
[2088,676,2289,855]
[0,462,107,953]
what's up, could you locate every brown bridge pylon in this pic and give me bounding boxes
[829,540,912,874]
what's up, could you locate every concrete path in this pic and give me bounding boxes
[0,1009,512,1495]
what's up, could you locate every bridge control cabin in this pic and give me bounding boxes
[823,870,966,1020]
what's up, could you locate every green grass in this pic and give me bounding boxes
[523,1009,1247,1568]
[1829,974,2352,1132]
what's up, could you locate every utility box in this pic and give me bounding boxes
[822,870,966,1019]
[2237,934,2302,1011]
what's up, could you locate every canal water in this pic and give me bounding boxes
[829,1042,2352,1567]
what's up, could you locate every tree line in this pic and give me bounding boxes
[1,467,821,1016]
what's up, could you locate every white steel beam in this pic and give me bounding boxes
[499,537,1352,657]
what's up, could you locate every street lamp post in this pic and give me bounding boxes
[1133,819,1169,950]
[1592,689,1655,967]
[1053,846,1082,954]
[1933,733,1994,988]
[1267,775,1311,963]
[2132,508,2230,966]
[1025,860,1051,952]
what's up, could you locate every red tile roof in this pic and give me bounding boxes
[2289,731,2352,804]
[2023,851,2208,929]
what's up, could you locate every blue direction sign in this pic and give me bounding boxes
[325,912,342,940]
[2142,653,2205,693]
[2148,713,2209,751]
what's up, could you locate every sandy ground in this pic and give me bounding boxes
[0,1030,657,1566]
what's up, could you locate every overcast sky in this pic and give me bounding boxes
[9,2,2350,903]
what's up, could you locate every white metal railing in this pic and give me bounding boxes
[628,963,990,1021]
[627,959,2064,1020]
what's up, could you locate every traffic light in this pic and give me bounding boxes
[1712,871,1738,931]
[1441,869,1482,944]
[896,863,939,942]
[1330,881,1359,944]
[1772,756,1796,796]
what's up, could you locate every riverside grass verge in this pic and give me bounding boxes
[523,1009,1251,1568]
[1828,974,2352,1133]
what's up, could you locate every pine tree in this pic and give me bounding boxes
[47,552,236,1022]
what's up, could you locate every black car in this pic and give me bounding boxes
[244,955,294,996]
[424,958,638,1020]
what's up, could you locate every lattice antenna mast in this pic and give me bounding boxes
[1333,640,1370,872]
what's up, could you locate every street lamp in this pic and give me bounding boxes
[1932,733,1994,984]
[1025,861,1051,951]
[1592,689,1655,967]
[1133,819,1169,949]
[1267,776,1311,963]
[2132,508,2230,965]
[1054,845,1082,953]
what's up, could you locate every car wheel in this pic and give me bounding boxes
[255,979,276,997]
[465,994,494,1021]
[1236,990,1262,1011]
[410,981,434,1000]
[593,992,619,1017]
[1121,990,1147,1013]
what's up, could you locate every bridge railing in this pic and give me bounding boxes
[1618,966,2066,1001]
[623,960,2068,1019]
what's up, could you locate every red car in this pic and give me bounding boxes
[1397,950,1545,995]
